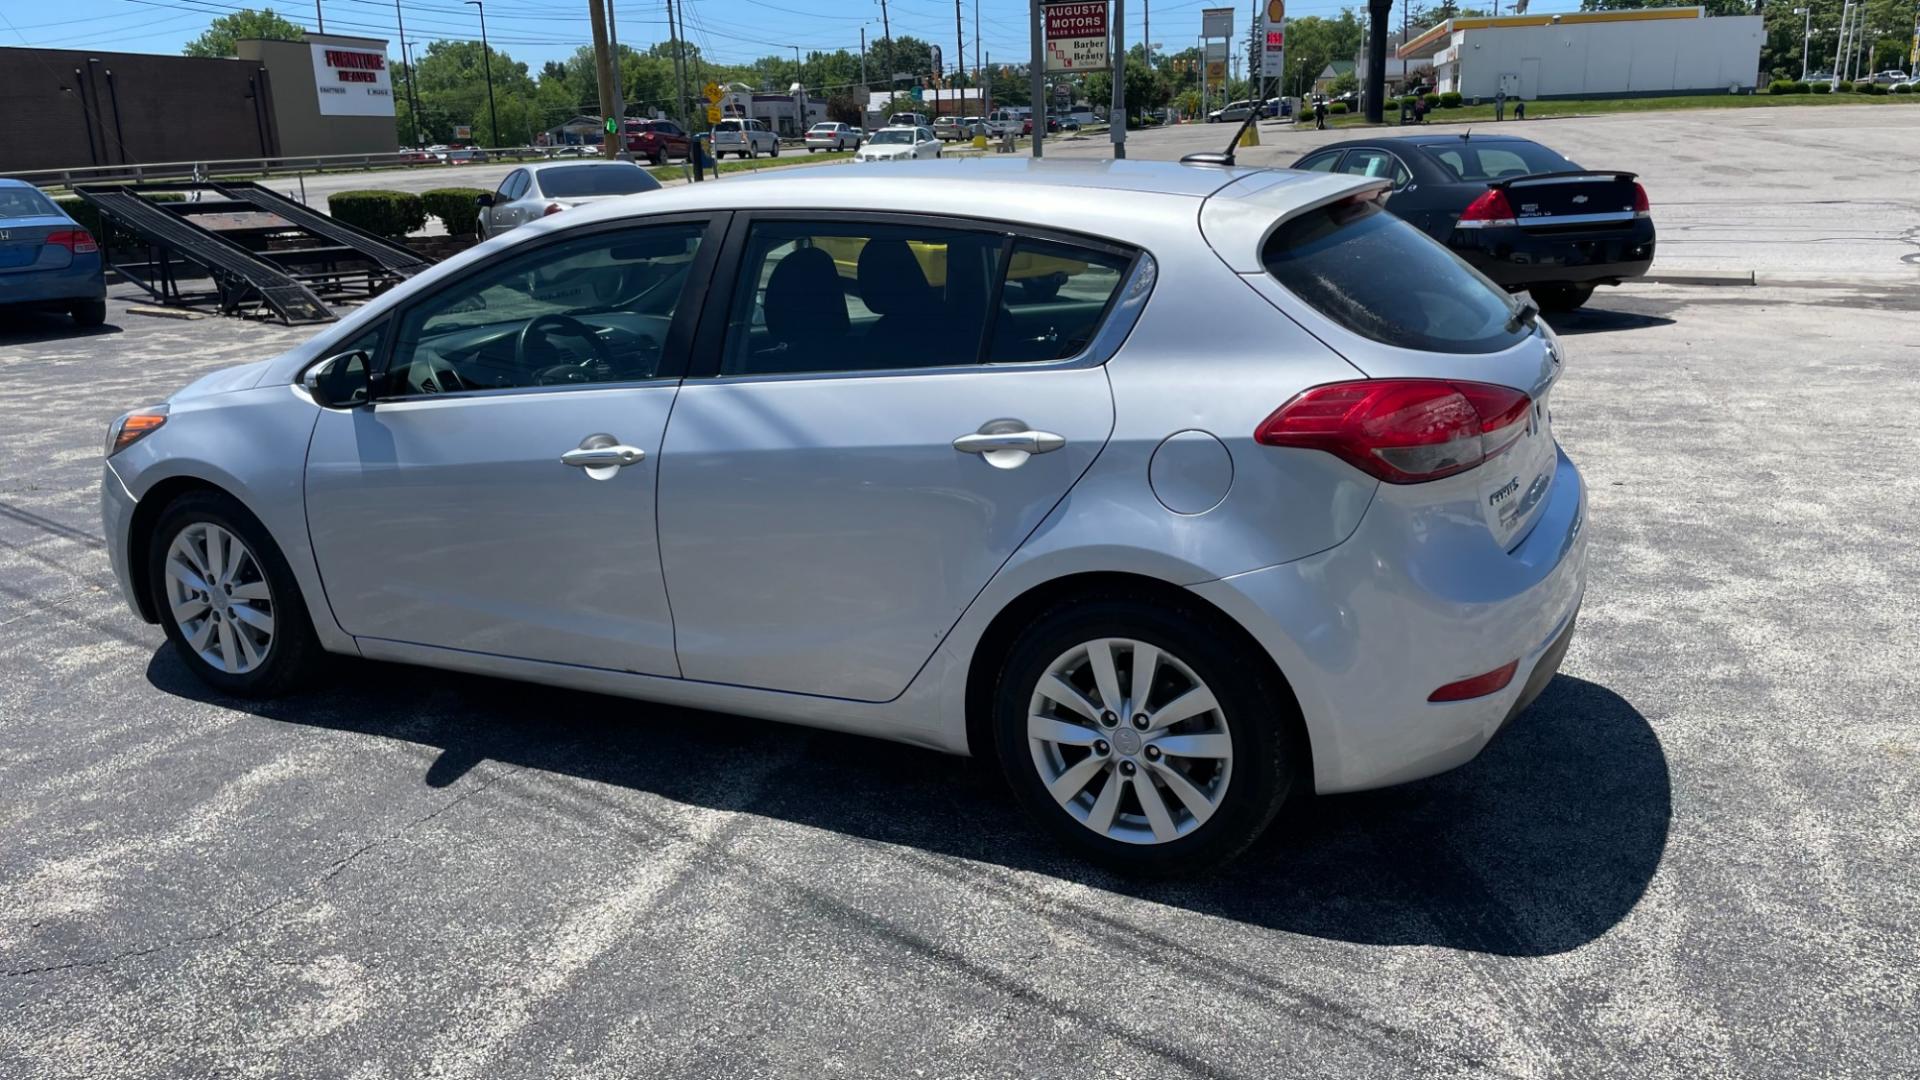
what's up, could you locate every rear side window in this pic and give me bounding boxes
[1263,197,1527,355]
[0,186,59,218]
[991,239,1132,362]
[1422,141,1575,181]
[539,164,662,197]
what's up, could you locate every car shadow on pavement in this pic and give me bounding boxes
[147,648,1667,958]
[0,311,121,345]
[1541,306,1676,336]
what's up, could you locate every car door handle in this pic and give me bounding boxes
[952,430,1066,455]
[560,445,645,469]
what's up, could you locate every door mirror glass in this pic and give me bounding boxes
[475,192,495,208]
[305,350,371,408]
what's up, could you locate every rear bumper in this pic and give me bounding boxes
[0,255,105,308]
[1452,218,1655,289]
[1190,446,1589,794]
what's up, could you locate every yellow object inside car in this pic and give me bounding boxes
[812,236,1085,288]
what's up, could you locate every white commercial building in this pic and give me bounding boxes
[1399,7,1764,100]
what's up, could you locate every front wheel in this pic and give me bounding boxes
[992,599,1299,875]
[770,142,780,157]
[71,299,107,326]
[147,491,323,698]
[1532,283,1595,313]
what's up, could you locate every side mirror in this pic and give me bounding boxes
[475,193,495,208]
[303,350,371,409]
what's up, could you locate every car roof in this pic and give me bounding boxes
[524,159,648,172]
[0,178,37,190]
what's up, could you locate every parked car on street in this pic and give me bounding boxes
[442,146,490,164]
[0,179,105,326]
[623,119,692,165]
[474,160,663,238]
[1868,69,1909,85]
[1207,100,1257,123]
[1293,134,1654,311]
[711,118,779,158]
[887,112,930,129]
[1022,115,1061,135]
[101,158,1587,873]
[852,126,942,161]
[547,145,593,158]
[398,149,438,164]
[932,115,964,141]
[804,122,862,151]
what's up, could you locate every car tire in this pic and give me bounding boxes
[146,490,324,699]
[71,299,107,327]
[991,597,1300,875]
[650,149,665,165]
[1532,283,1595,313]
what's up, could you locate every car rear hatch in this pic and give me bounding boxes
[1203,169,1563,550]
[0,215,75,273]
[1489,170,1644,234]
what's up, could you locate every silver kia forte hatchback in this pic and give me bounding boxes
[102,159,1586,873]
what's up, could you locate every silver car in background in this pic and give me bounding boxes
[475,160,662,238]
[101,160,1587,873]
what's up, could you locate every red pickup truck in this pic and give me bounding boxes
[624,119,691,164]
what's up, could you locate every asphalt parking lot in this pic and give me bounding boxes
[3,108,1918,1077]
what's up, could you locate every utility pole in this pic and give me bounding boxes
[1833,0,1852,86]
[607,0,626,140]
[1795,6,1809,82]
[667,0,688,130]
[465,0,499,147]
[587,0,618,157]
[880,0,895,105]
[1143,0,1149,69]
[1111,0,1125,157]
[975,0,981,91]
[955,0,965,100]
[394,0,419,146]
[1365,0,1390,123]
[1029,0,1045,156]
[315,0,325,33]
[860,26,867,88]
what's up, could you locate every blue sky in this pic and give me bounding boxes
[0,0,1584,72]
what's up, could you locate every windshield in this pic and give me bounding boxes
[1421,140,1577,181]
[539,164,662,198]
[1263,196,1527,355]
[809,124,835,132]
[0,187,60,219]
[870,130,914,145]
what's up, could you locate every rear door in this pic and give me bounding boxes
[655,214,1136,701]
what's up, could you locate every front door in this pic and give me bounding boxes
[305,214,723,675]
[656,216,1138,701]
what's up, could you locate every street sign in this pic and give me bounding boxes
[1044,1,1109,73]
[704,81,722,104]
[706,104,722,125]
[910,85,924,102]
[1201,7,1234,39]
[603,117,617,134]
[454,124,473,140]
[1206,60,1227,82]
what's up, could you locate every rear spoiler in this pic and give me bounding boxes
[1490,170,1637,190]
[1199,172,1392,274]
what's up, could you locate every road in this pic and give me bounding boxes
[2,106,1918,1078]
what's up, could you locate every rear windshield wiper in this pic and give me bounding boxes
[1505,301,1539,335]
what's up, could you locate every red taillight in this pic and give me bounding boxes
[1632,181,1650,216]
[1428,660,1520,702]
[1255,379,1533,484]
[47,229,99,254]
[543,203,566,216]
[1456,188,1517,229]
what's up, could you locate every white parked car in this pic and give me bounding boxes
[711,118,779,158]
[887,112,930,129]
[853,126,942,161]
[475,160,662,238]
[804,122,861,151]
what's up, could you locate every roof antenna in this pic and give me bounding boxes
[1180,105,1263,167]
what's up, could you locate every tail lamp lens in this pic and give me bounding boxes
[1255,379,1533,484]
[1456,188,1517,228]
[47,229,99,254]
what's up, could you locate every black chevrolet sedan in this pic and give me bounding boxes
[1291,134,1654,312]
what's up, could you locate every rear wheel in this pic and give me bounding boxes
[71,299,106,327]
[770,141,780,157]
[1532,283,1594,313]
[992,599,1298,875]
[146,491,323,698]
[649,148,665,165]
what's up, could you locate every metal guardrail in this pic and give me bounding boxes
[3,146,557,189]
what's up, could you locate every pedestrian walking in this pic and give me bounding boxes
[1314,97,1328,130]
[1495,88,1507,121]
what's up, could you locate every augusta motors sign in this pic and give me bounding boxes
[1044,2,1109,73]
[310,43,396,118]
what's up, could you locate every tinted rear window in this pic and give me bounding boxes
[0,186,60,219]
[1421,141,1576,181]
[1262,197,1527,355]
[539,165,662,197]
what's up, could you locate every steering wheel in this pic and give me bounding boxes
[516,313,616,385]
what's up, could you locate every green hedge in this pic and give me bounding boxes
[422,187,487,237]
[1329,101,1349,114]
[1810,81,1832,94]
[1897,83,1915,95]
[1439,91,1463,108]
[1423,92,1441,108]
[1835,80,1854,93]
[53,191,184,241]
[1859,81,1887,95]
[327,190,425,239]
[1768,79,1811,95]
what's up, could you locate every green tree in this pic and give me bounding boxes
[1281,13,1365,99]
[182,7,304,57]
[1579,0,1753,15]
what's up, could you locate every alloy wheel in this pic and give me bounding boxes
[1027,638,1233,845]
[163,522,275,675]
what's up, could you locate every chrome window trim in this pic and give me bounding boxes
[1513,210,1639,227]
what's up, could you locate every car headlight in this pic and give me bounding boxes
[106,404,167,457]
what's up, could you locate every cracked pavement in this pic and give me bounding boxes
[3,112,1918,1078]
